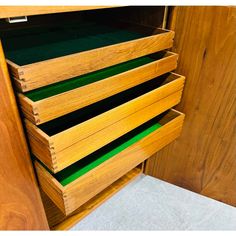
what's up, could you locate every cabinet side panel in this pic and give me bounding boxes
[0,41,49,230]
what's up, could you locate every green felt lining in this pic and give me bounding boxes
[2,21,149,65]
[25,56,155,102]
[38,74,168,136]
[53,116,162,186]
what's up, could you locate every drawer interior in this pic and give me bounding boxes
[38,73,179,136]
[45,109,180,186]
[51,113,166,186]
[24,51,169,102]
[2,20,167,66]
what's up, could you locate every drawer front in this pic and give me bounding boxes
[35,109,185,215]
[40,166,143,228]
[26,73,185,172]
[6,25,174,92]
[18,51,178,125]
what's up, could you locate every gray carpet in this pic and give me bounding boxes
[71,174,236,230]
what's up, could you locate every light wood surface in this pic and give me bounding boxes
[0,41,49,230]
[41,166,142,229]
[53,91,183,172]
[26,73,185,172]
[35,109,185,215]
[8,28,174,92]
[0,6,121,19]
[18,51,178,124]
[145,6,236,206]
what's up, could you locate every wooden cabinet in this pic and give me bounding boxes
[0,6,186,229]
[1,6,234,230]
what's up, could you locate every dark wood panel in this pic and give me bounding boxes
[0,6,164,33]
[89,6,165,28]
[0,41,49,229]
[145,6,236,206]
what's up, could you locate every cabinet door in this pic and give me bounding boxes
[145,6,236,207]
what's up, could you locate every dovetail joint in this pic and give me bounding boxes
[33,107,39,112]
[51,151,56,156]
[51,155,57,163]
[18,71,24,76]
[20,77,27,82]
[63,195,72,215]
[22,84,27,90]
[52,161,58,170]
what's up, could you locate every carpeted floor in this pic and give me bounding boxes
[71,174,236,230]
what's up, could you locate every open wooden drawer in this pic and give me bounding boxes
[18,51,178,124]
[3,21,174,92]
[35,109,185,215]
[40,165,143,229]
[26,73,185,173]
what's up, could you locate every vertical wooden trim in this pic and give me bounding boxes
[162,6,169,29]
[0,40,49,230]
[167,6,179,30]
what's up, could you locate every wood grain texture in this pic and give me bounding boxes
[18,51,178,124]
[0,6,121,18]
[41,166,142,229]
[145,6,236,206]
[8,28,174,92]
[35,109,185,215]
[26,73,185,172]
[0,41,49,230]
